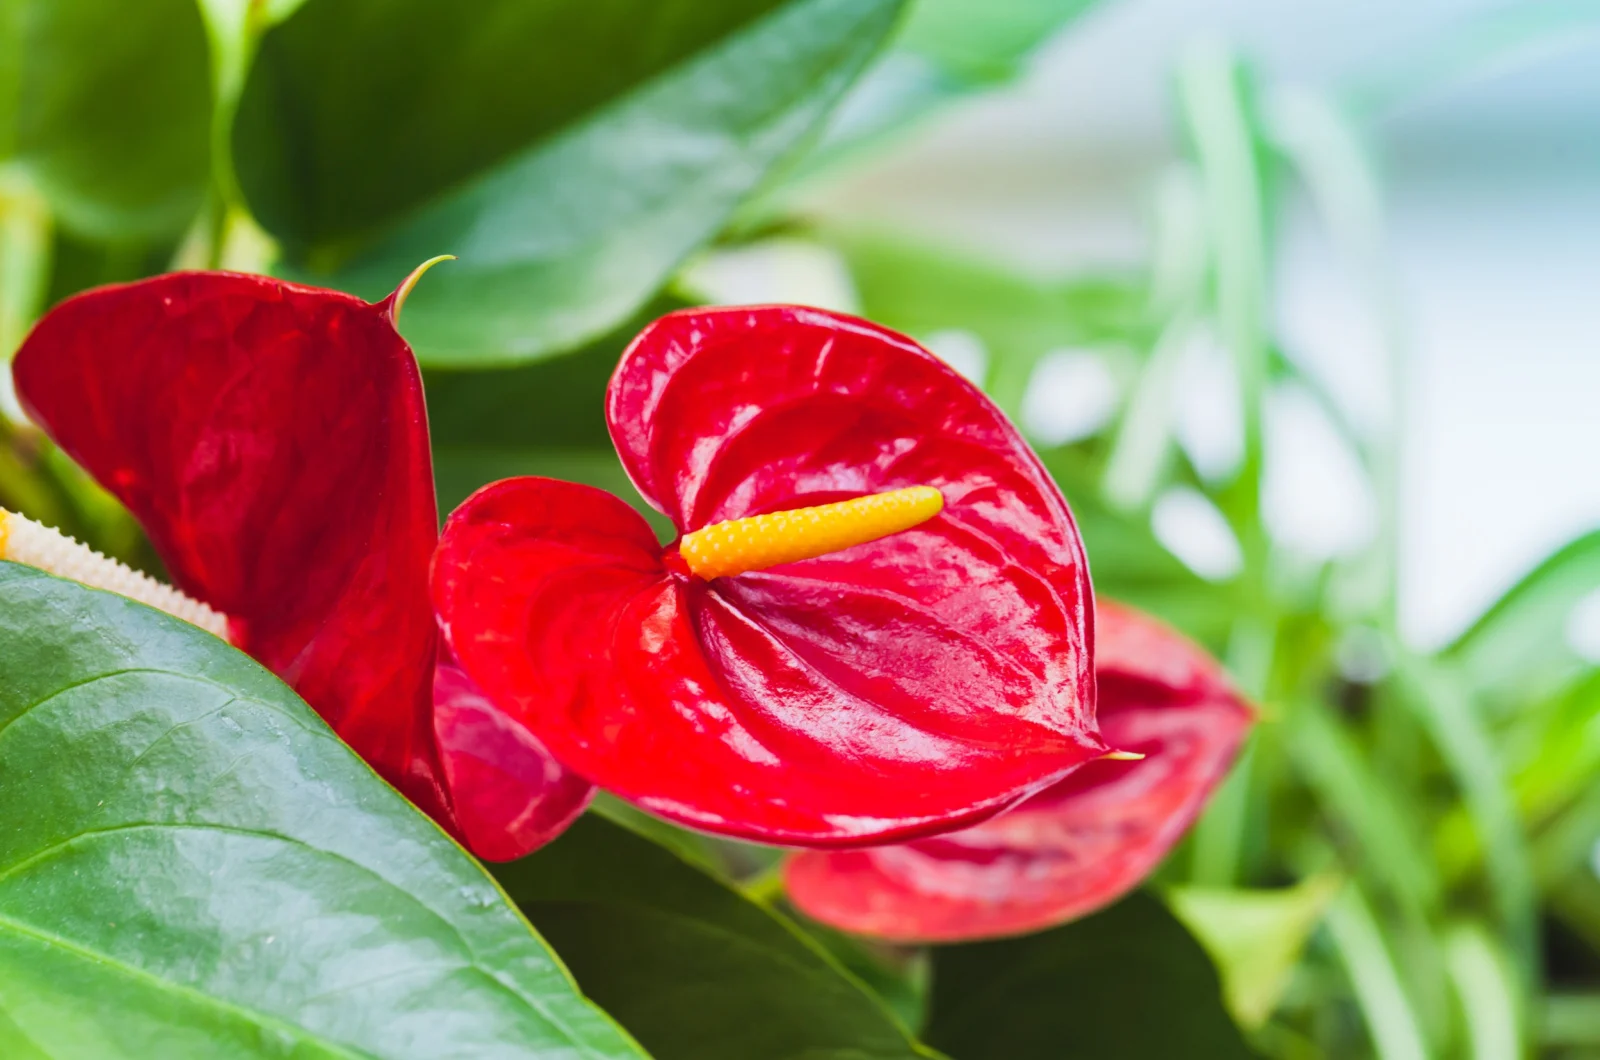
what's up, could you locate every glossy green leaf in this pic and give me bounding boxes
[1445,528,1600,707]
[235,0,904,366]
[495,813,932,1060]
[0,562,648,1060]
[0,0,211,239]
[922,891,1253,1059]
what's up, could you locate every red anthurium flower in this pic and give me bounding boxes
[783,600,1255,941]
[9,269,590,861]
[431,305,1108,847]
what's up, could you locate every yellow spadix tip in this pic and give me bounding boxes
[679,485,944,581]
[1100,749,1146,762]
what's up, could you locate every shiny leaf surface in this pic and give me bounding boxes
[0,563,647,1059]
[235,0,904,365]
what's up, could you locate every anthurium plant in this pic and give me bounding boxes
[3,267,1249,1059]
[1,3,1596,1059]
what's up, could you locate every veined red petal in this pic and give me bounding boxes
[784,600,1255,940]
[12,271,591,857]
[436,306,1104,846]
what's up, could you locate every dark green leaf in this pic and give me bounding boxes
[424,301,680,537]
[424,297,687,455]
[0,0,211,239]
[0,562,647,1059]
[785,910,930,1034]
[235,0,904,366]
[43,226,181,307]
[1445,528,1600,707]
[495,813,933,1060]
[923,892,1254,1060]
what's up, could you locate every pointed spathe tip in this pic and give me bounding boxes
[386,254,457,324]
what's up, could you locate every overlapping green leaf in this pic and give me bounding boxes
[0,562,648,1060]
[235,0,904,366]
[495,812,933,1060]
[922,892,1253,1059]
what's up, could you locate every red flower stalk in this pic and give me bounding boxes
[10,269,589,860]
[783,600,1255,941]
[431,305,1108,846]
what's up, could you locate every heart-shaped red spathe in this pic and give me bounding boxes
[783,600,1255,940]
[433,304,1106,847]
[12,270,589,860]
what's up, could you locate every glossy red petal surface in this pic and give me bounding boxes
[436,307,1103,846]
[432,658,594,861]
[13,272,593,857]
[784,601,1255,940]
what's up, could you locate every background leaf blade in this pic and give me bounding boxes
[236,0,906,366]
[496,813,932,1060]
